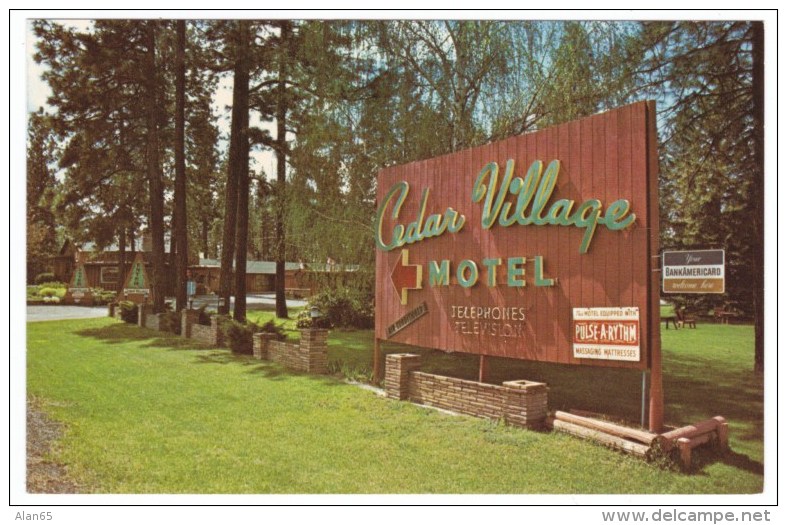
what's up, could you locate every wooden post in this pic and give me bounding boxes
[641,371,648,429]
[552,419,650,458]
[478,355,491,383]
[649,358,663,433]
[677,437,693,469]
[646,100,664,434]
[660,418,723,443]
[554,411,662,447]
[715,416,729,451]
[373,338,383,384]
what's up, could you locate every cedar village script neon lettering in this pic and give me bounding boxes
[375,159,635,256]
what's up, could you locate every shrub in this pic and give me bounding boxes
[219,318,254,354]
[327,361,373,383]
[118,301,139,324]
[295,309,332,330]
[195,305,213,326]
[305,288,374,329]
[158,310,181,335]
[257,319,287,340]
[38,287,63,298]
[34,272,56,285]
[37,281,69,289]
[220,317,286,354]
[42,296,61,304]
[91,288,117,306]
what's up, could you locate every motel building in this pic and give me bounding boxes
[51,238,358,298]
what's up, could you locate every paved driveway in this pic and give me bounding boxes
[26,294,307,323]
[188,293,308,310]
[27,305,109,322]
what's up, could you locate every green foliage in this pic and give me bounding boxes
[219,316,286,354]
[659,304,677,318]
[90,288,117,306]
[632,21,761,319]
[305,287,374,329]
[326,361,373,383]
[221,320,252,354]
[256,319,287,340]
[37,286,67,299]
[27,111,59,283]
[37,281,69,289]
[158,310,181,335]
[26,318,762,493]
[118,301,138,324]
[28,283,68,303]
[195,305,213,326]
[295,308,332,330]
[246,309,302,340]
[34,272,56,285]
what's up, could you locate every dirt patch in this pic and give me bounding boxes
[27,398,82,493]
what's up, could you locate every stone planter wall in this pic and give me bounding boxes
[385,353,548,429]
[180,310,223,346]
[253,329,329,375]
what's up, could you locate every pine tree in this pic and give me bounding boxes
[631,21,764,370]
[26,110,59,280]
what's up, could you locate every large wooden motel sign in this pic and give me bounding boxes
[374,101,663,430]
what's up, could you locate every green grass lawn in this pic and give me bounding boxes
[27,317,763,494]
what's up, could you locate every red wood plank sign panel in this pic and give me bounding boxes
[375,102,659,370]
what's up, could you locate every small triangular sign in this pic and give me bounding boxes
[123,252,150,292]
[69,263,91,288]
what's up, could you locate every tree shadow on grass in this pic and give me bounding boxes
[191,350,345,387]
[76,323,344,387]
[679,446,764,478]
[76,323,213,351]
[191,351,287,380]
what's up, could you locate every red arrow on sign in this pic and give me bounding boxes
[390,249,423,305]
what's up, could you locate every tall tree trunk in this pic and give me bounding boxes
[144,20,166,312]
[232,20,251,322]
[118,223,126,293]
[218,22,247,316]
[174,19,189,312]
[751,21,764,373]
[274,21,290,319]
[201,217,210,259]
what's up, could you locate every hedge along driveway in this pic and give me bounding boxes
[27,318,762,494]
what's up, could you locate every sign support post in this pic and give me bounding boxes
[640,371,648,429]
[646,100,664,433]
[373,338,383,384]
[478,355,490,383]
[649,350,663,432]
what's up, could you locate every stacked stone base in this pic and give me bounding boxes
[253,329,328,375]
[115,308,320,361]
[180,309,223,346]
[385,353,548,429]
[137,305,161,331]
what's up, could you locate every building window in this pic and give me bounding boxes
[100,266,120,284]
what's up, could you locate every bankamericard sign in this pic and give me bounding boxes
[374,101,661,370]
[662,249,725,294]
